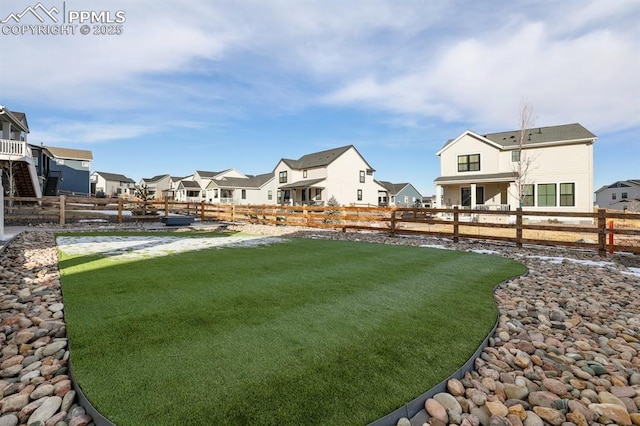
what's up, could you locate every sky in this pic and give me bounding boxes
[0,0,638,196]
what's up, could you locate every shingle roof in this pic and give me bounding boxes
[483,123,596,148]
[179,180,202,189]
[282,145,354,169]
[440,123,597,151]
[45,146,93,161]
[377,181,409,195]
[435,172,516,184]
[210,173,274,189]
[278,178,326,190]
[142,174,170,183]
[196,170,224,178]
[94,171,135,183]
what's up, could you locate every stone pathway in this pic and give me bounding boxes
[0,225,639,425]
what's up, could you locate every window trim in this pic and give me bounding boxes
[359,170,365,183]
[457,154,480,172]
[521,184,535,207]
[559,183,575,207]
[357,189,363,201]
[537,183,557,207]
[278,171,287,184]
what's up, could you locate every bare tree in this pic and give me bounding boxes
[511,100,537,208]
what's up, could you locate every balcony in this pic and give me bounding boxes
[0,139,32,159]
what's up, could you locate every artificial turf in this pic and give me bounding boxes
[58,235,526,425]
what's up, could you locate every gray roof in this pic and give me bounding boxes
[280,145,374,171]
[377,181,410,195]
[94,171,135,183]
[179,180,202,189]
[211,173,273,189]
[441,123,596,151]
[435,172,516,184]
[595,179,640,193]
[196,170,225,178]
[142,174,170,183]
[279,178,326,190]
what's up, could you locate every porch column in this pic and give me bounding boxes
[435,185,442,208]
[470,183,477,209]
[508,182,519,210]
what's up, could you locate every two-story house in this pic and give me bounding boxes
[138,174,172,200]
[175,169,249,202]
[91,171,136,198]
[595,180,640,211]
[434,123,597,213]
[1,106,41,198]
[32,145,93,196]
[273,145,379,206]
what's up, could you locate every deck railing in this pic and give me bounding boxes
[0,139,30,157]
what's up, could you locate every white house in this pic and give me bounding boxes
[273,145,379,206]
[205,173,276,205]
[91,171,136,198]
[138,174,171,200]
[434,123,597,213]
[595,180,640,211]
[174,169,249,202]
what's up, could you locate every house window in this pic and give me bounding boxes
[522,184,535,207]
[476,186,485,205]
[560,183,575,206]
[457,154,480,172]
[511,150,521,162]
[303,170,307,178]
[279,171,287,183]
[357,189,363,201]
[241,189,246,199]
[268,190,273,200]
[622,192,628,199]
[359,170,365,183]
[214,189,218,198]
[612,193,617,200]
[82,161,90,168]
[315,188,322,200]
[366,169,373,175]
[538,184,556,207]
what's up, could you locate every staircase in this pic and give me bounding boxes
[11,161,39,197]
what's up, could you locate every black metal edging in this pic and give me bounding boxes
[67,362,115,426]
[367,271,528,426]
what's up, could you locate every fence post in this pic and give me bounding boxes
[231,204,235,222]
[117,199,123,224]
[390,209,396,236]
[59,195,66,225]
[597,209,606,257]
[201,200,205,221]
[453,206,459,243]
[516,208,523,248]
[164,199,169,217]
[608,220,614,255]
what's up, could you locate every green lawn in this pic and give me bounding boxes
[59,235,526,425]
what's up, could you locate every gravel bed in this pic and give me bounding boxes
[0,224,638,426]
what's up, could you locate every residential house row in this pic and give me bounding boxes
[134,145,424,207]
[5,103,621,213]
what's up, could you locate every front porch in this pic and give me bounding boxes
[278,178,325,206]
[435,173,518,211]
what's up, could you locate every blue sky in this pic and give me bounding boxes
[1,0,638,196]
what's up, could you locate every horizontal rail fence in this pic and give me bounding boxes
[4,196,640,255]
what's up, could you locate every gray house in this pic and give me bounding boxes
[595,180,640,211]
[377,181,423,207]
